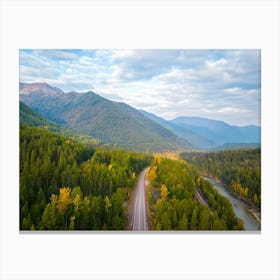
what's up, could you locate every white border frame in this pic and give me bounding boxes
[1,1,280,279]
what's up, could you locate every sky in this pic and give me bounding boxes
[19,49,261,126]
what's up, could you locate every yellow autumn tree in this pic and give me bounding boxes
[147,167,157,181]
[71,186,82,211]
[57,187,72,213]
[160,184,169,201]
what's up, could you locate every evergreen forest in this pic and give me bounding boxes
[180,149,261,208]
[147,158,244,230]
[20,125,152,230]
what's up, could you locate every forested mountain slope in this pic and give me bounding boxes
[20,83,192,152]
[20,101,99,145]
[20,101,61,131]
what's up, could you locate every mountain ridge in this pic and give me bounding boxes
[139,110,217,149]
[19,82,64,96]
[19,82,192,152]
[172,116,259,130]
[171,116,260,147]
[19,82,260,151]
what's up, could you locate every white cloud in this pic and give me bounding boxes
[111,49,134,61]
[206,58,227,68]
[217,107,249,113]
[19,49,261,126]
[224,87,241,93]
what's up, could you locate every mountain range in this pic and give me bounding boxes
[171,116,260,146]
[19,83,191,152]
[139,110,217,149]
[19,82,261,151]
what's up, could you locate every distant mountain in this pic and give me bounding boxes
[171,116,261,147]
[20,83,192,152]
[139,110,216,149]
[212,142,261,151]
[19,82,64,95]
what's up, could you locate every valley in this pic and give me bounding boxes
[19,82,261,231]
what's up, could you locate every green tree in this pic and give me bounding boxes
[42,203,56,229]
[190,206,199,230]
[198,207,211,230]
[178,213,188,230]
[161,212,171,230]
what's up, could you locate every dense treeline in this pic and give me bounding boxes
[196,177,244,229]
[147,157,243,230]
[20,125,152,230]
[180,148,261,208]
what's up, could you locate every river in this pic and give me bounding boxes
[202,176,261,231]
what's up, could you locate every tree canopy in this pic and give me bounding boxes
[147,157,243,230]
[20,125,152,230]
[181,148,261,208]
